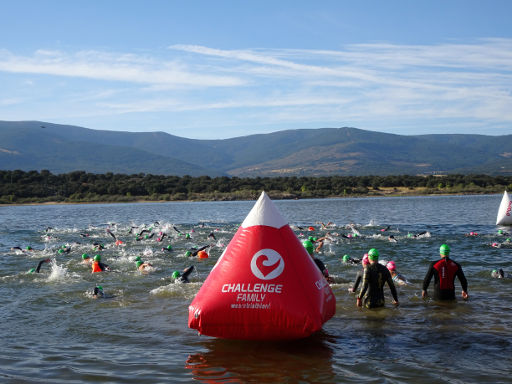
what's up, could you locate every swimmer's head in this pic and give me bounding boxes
[368,248,379,261]
[439,244,450,257]
[166,245,172,250]
[58,249,64,254]
[342,254,350,263]
[185,251,192,257]
[302,240,314,256]
[186,233,191,239]
[26,246,32,251]
[136,261,143,268]
[172,271,180,279]
[362,253,369,266]
[82,253,90,260]
[27,268,36,274]
[386,261,396,271]
[498,229,503,234]
[93,254,101,262]
[135,256,142,262]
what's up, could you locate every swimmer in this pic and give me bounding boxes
[498,229,510,236]
[92,285,104,298]
[92,242,105,251]
[342,254,361,265]
[303,240,333,284]
[81,253,92,264]
[27,258,51,274]
[172,265,195,283]
[386,261,408,286]
[491,269,509,278]
[106,228,117,241]
[80,233,90,238]
[58,245,71,254]
[173,226,183,234]
[380,225,391,232]
[156,232,167,242]
[136,259,153,272]
[208,232,216,240]
[388,235,397,243]
[161,245,173,252]
[91,254,110,273]
[465,231,479,237]
[349,254,369,293]
[190,245,211,257]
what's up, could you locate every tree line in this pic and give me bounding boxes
[1,170,511,204]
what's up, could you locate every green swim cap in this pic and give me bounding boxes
[302,240,314,255]
[26,246,32,250]
[96,285,103,291]
[506,238,511,243]
[61,245,67,249]
[186,233,191,239]
[407,233,413,238]
[136,261,143,268]
[498,229,503,234]
[82,253,89,259]
[439,244,450,256]
[185,251,192,257]
[166,245,172,250]
[368,248,379,261]
[27,268,36,274]
[58,249,64,254]
[172,271,180,279]
[93,254,101,262]
[144,235,149,239]
[342,254,350,262]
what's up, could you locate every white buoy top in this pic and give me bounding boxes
[241,191,287,229]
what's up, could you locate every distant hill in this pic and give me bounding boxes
[1,120,511,176]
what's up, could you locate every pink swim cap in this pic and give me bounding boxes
[386,261,396,271]
[362,253,369,266]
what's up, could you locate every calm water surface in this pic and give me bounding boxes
[1,195,511,383]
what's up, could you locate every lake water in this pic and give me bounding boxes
[1,194,511,383]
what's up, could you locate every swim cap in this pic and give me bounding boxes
[172,271,180,279]
[58,249,64,254]
[302,240,314,255]
[186,233,191,239]
[386,261,396,271]
[342,254,350,263]
[136,261,143,268]
[135,256,142,262]
[166,245,172,250]
[439,244,450,256]
[198,250,208,259]
[362,253,369,266]
[27,268,36,274]
[96,285,103,291]
[498,229,503,234]
[93,254,101,262]
[407,233,413,238]
[82,253,89,260]
[368,248,379,261]
[185,251,192,257]
[26,246,32,250]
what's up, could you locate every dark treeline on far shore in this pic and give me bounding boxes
[1,170,511,204]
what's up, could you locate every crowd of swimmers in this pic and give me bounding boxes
[13,223,510,305]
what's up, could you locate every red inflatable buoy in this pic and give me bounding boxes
[197,250,208,259]
[188,191,335,340]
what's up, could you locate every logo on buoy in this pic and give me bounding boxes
[250,249,284,280]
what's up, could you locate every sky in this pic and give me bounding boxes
[0,0,511,139]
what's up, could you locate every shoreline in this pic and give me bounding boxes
[0,189,502,207]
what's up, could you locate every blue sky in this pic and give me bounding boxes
[0,0,511,139]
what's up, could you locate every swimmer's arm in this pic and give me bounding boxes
[357,270,369,306]
[387,275,399,305]
[456,265,469,299]
[422,263,435,297]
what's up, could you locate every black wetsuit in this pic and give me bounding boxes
[313,258,329,278]
[351,269,364,292]
[358,262,398,308]
[35,259,50,273]
[422,257,468,300]
[177,266,195,283]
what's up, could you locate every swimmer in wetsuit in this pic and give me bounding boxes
[303,240,333,283]
[422,244,468,301]
[27,258,51,274]
[386,261,408,286]
[357,248,399,308]
[172,265,195,283]
[342,254,361,265]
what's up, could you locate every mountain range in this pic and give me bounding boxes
[1,120,511,177]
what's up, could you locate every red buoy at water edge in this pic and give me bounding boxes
[188,191,335,340]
